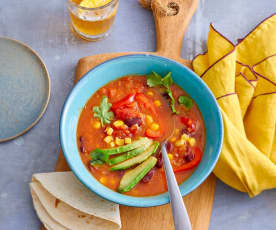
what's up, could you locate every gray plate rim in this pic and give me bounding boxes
[0,37,51,143]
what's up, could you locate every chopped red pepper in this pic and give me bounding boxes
[112,93,136,110]
[113,106,140,120]
[173,147,202,172]
[180,116,196,134]
[135,93,157,115]
[180,116,189,125]
[145,129,162,138]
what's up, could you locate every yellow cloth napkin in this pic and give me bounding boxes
[192,14,276,197]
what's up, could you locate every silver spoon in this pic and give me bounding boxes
[161,140,192,230]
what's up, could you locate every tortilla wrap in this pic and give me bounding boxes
[30,172,121,230]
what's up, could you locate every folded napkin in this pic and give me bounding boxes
[30,172,121,230]
[193,14,276,197]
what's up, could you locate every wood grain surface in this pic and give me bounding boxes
[42,0,217,229]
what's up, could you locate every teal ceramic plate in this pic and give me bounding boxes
[60,54,223,207]
[0,37,50,142]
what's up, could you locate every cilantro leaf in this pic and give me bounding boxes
[161,72,173,88]
[146,71,177,114]
[167,89,177,114]
[93,96,114,126]
[178,95,193,109]
[146,72,162,87]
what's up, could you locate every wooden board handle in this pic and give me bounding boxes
[152,0,199,58]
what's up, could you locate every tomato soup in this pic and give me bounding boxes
[77,73,205,196]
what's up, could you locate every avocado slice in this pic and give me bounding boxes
[108,139,153,165]
[91,137,151,156]
[111,142,159,171]
[118,156,157,193]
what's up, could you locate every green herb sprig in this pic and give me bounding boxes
[146,72,177,113]
[93,96,114,126]
[178,95,193,110]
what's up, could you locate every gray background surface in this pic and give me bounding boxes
[0,0,276,229]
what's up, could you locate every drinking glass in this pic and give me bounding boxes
[67,0,119,41]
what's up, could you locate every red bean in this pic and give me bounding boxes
[79,136,84,143]
[184,145,195,162]
[184,152,195,162]
[124,117,142,127]
[117,170,125,177]
[154,151,163,168]
[156,156,163,168]
[80,145,85,153]
[142,169,155,183]
[181,121,199,136]
[181,127,190,135]
[162,92,170,99]
[166,141,173,152]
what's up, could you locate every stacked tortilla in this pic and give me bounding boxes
[30,172,121,230]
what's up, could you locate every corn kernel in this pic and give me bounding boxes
[105,127,113,136]
[110,141,115,147]
[175,139,185,147]
[168,153,173,160]
[181,134,189,141]
[93,121,101,129]
[150,123,160,131]
[111,179,116,184]
[113,120,124,128]
[188,137,196,147]
[99,177,107,184]
[147,91,154,96]
[146,115,154,125]
[169,137,177,142]
[154,100,161,107]
[115,137,124,146]
[104,136,113,144]
[124,137,132,144]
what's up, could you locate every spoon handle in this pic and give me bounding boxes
[161,143,192,230]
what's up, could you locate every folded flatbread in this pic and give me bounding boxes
[30,172,121,230]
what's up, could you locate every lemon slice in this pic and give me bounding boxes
[80,0,112,8]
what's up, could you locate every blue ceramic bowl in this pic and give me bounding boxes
[60,54,223,207]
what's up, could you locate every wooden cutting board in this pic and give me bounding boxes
[43,0,217,229]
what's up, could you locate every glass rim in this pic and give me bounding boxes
[67,0,118,11]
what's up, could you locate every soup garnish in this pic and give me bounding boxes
[146,72,177,113]
[77,72,205,196]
